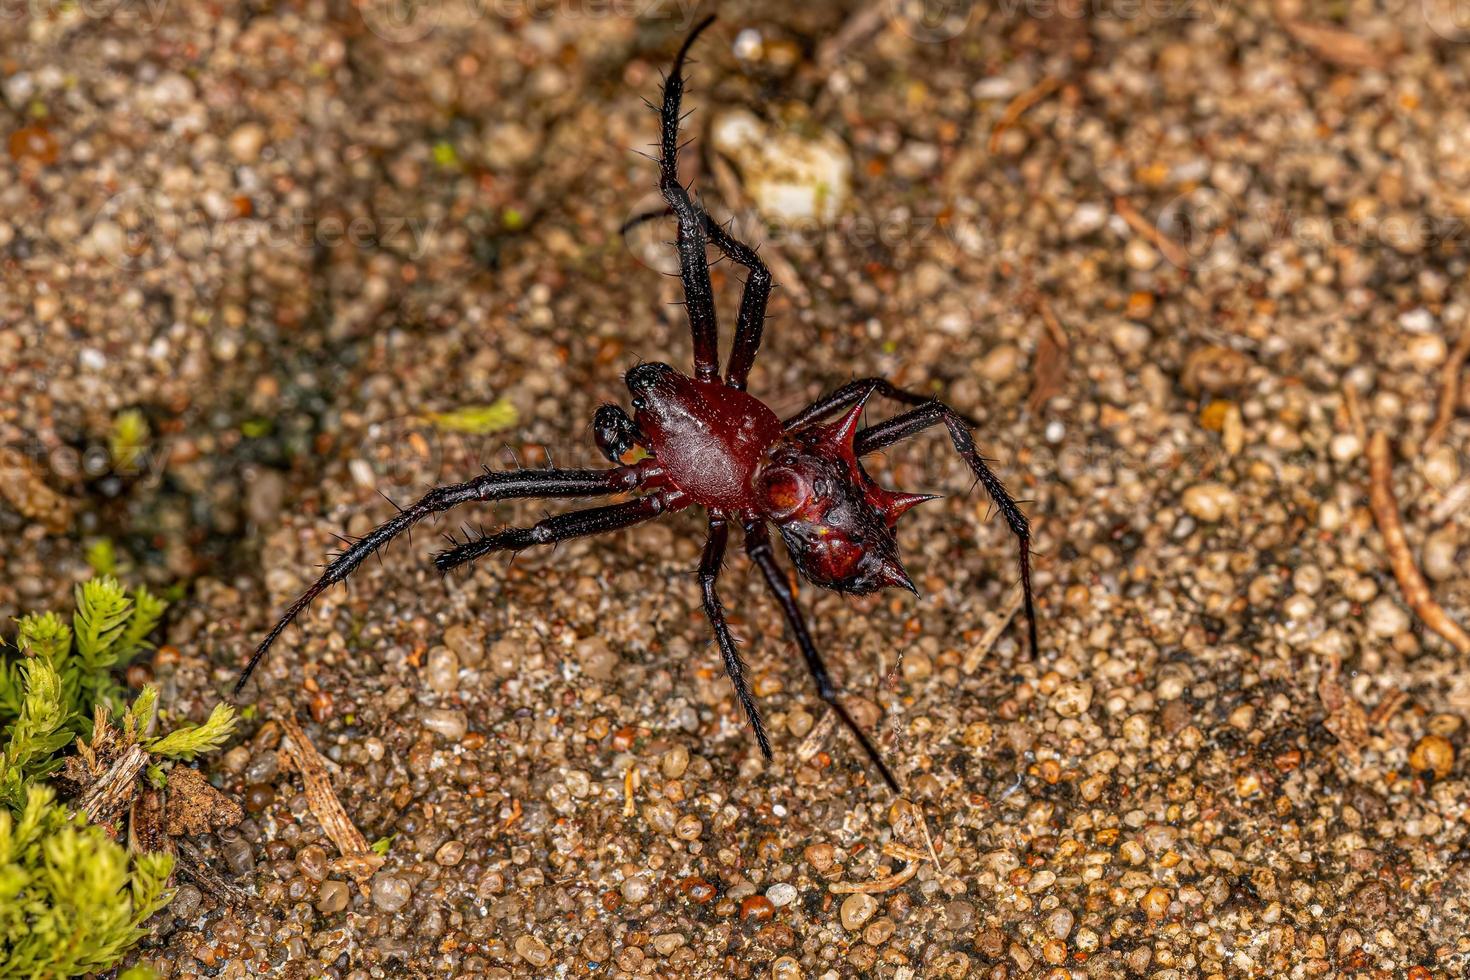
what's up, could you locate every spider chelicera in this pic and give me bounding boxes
[236,16,1037,792]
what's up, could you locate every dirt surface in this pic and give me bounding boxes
[5,1,1470,977]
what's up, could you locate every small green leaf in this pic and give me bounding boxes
[427,398,519,435]
[432,141,459,168]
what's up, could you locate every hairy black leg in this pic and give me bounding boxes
[708,220,772,391]
[855,403,1038,659]
[593,404,641,463]
[699,518,772,759]
[745,522,900,792]
[782,378,979,431]
[618,206,772,391]
[659,15,720,381]
[434,495,666,572]
[236,467,640,694]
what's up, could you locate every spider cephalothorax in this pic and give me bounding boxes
[237,17,1038,793]
[756,398,934,595]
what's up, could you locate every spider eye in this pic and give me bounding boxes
[631,396,646,411]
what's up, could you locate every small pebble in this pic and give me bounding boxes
[840,893,878,930]
[1052,681,1093,718]
[515,935,552,968]
[766,882,798,907]
[420,708,467,740]
[171,884,202,919]
[740,895,775,922]
[771,956,802,980]
[371,875,412,913]
[1141,886,1171,919]
[228,122,267,163]
[1409,735,1454,779]
[621,875,652,904]
[1181,483,1238,522]
[425,646,459,693]
[316,879,350,914]
[218,830,255,874]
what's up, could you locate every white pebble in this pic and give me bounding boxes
[1365,596,1409,638]
[766,882,798,907]
[1181,483,1238,522]
[1397,307,1435,332]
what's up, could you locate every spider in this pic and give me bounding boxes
[235,16,1037,792]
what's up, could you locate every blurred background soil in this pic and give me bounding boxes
[4,0,1470,976]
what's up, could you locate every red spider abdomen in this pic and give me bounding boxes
[633,370,783,512]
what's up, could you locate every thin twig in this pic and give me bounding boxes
[795,708,838,763]
[279,715,384,882]
[963,593,1024,674]
[175,837,254,908]
[1367,431,1470,655]
[1113,196,1191,269]
[829,843,923,894]
[816,1,890,69]
[989,76,1061,155]
[1426,324,1470,449]
[1027,297,1070,414]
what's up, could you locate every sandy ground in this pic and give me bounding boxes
[4,0,1470,977]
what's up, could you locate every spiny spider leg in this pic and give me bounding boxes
[433,495,668,572]
[658,14,721,382]
[855,403,1038,659]
[783,378,978,431]
[744,522,901,793]
[618,205,772,392]
[712,218,772,392]
[235,467,642,694]
[699,518,773,759]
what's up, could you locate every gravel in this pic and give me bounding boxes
[5,2,1470,978]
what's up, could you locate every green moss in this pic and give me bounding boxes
[2,577,164,744]
[0,787,172,979]
[0,574,238,978]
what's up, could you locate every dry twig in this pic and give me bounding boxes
[795,708,838,763]
[279,715,384,882]
[829,842,923,894]
[816,1,889,69]
[989,76,1061,155]
[1114,197,1191,269]
[1367,431,1470,655]
[1027,298,1070,414]
[1426,324,1470,449]
[962,593,1024,674]
[1279,17,1387,70]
